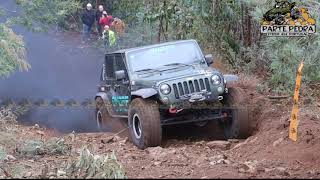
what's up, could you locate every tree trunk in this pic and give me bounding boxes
[245,6,252,47]
[157,0,166,42]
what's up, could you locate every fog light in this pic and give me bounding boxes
[217,87,224,93]
[162,97,169,104]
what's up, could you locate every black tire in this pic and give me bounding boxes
[222,87,252,139]
[128,98,162,149]
[95,97,111,132]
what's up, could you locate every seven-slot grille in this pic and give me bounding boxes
[172,78,211,99]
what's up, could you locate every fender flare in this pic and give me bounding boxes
[131,88,158,99]
[95,92,109,103]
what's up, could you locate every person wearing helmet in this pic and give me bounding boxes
[81,3,95,42]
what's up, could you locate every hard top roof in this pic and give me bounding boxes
[106,39,197,55]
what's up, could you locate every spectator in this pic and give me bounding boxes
[111,18,125,48]
[95,5,104,35]
[81,3,95,42]
[99,12,109,31]
[103,11,113,27]
[102,25,116,51]
[111,18,125,38]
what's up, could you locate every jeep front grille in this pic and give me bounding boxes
[172,78,211,99]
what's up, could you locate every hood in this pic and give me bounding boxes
[130,64,220,87]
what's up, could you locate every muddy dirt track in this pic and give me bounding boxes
[2,80,320,179]
[1,0,320,178]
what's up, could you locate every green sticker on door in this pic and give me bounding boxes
[112,96,129,112]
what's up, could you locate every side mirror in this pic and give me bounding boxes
[115,70,126,80]
[205,54,214,65]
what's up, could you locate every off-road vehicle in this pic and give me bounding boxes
[263,0,298,25]
[95,40,252,149]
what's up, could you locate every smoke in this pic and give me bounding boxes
[0,0,105,133]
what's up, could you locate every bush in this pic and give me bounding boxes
[18,138,71,157]
[66,146,126,179]
[0,24,30,77]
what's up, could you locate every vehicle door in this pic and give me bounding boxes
[111,53,130,116]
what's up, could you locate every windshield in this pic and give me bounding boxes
[127,41,203,72]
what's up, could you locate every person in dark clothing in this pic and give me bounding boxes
[95,5,104,35]
[81,3,95,42]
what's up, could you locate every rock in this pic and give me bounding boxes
[33,124,40,129]
[114,135,121,141]
[119,137,128,145]
[273,137,284,147]
[195,141,205,146]
[101,136,115,144]
[209,154,226,161]
[5,155,16,161]
[273,167,290,176]
[256,166,265,173]
[154,161,161,166]
[228,139,240,143]
[238,161,258,174]
[206,141,231,150]
[57,170,66,177]
[223,159,231,165]
[23,172,32,178]
[208,154,227,166]
[48,172,56,177]
[238,164,251,173]
[147,146,163,154]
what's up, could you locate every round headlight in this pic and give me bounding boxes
[160,84,171,95]
[211,75,221,85]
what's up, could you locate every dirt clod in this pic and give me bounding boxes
[206,141,231,150]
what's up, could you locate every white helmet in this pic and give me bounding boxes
[86,3,92,7]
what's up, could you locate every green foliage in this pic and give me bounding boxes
[18,138,71,157]
[0,24,30,77]
[15,0,81,31]
[66,146,126,179]
[0,146,6,162]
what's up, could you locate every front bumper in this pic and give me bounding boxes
[160,107,232,126]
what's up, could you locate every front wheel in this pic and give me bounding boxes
[128,98,162,149]
[222,87,252,139]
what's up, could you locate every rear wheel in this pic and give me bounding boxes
[95,97,111,131]
[128,98,162,149]
[222,87,252,139]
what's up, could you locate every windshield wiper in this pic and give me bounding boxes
[135,68,161,73]
[164,63,195,68]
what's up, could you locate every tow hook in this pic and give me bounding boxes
[169,105,183,114]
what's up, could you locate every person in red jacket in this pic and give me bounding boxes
[99,11,113,36]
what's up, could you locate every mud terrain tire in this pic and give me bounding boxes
[128,98,162,149]
[95,97,111,131]
[222,87,252,139]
